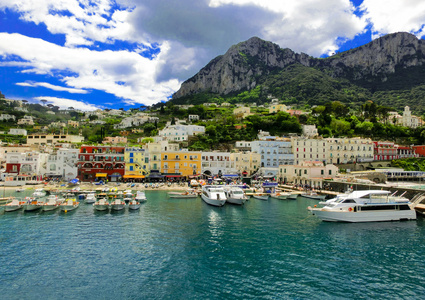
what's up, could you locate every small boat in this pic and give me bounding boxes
[110,198,126,211]
[32,188,46,198]
[168,190,198,199]
[42,195,63,211]
[270,192,291,200]
[93,198,110,211]
[252,193,269,201]
[15,188,24,193]
[84,193,96,204]
[60,198,79,212]
[23,197,43,211]
[201,185,226,207]
[308,190,416,222]
[128,199,141,210]
[301,190,326,200]
[4,198,25,212]
[287,191,303,200]
[135,191,147,203]
[223,186,247,205]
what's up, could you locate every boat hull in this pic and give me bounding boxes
[42,205,59,211]
[287,194,299,200]
[110,204,125,211]
[94,204,109,211]
[23,204,42,211]
[414,204,425,216]
[60,204,79,211]
[309,208,416,222]
[5,204,23,212]
[128,203,141,210]
[226,197,247,205]
[301,194,326,200]
[252,195,269,201]
[201,194,226,207]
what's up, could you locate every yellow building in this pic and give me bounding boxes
[124,147,149,181]
[269,104,287,114]
[161,151,201,179]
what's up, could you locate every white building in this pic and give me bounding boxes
[8,128,27,136]
[26,134,84,145]
[201,152,238,177]
[0,114,16,121]
[157,124,205,142]
[17,115,34,125]
[5,151,49,177]
[45,148,79,180]
[302,125,318,137]
[387,106,424,128]
[233,106,252,119]
[188,115,200,122]
[279,161,338,187]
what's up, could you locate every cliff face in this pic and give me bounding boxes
[172,32,425,99]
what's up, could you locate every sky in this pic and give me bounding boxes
[0,1,425,111]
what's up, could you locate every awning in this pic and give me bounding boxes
[165,175,181,178]
[123,175,145,179]
[222,174,239,177]
[96,173,108,177]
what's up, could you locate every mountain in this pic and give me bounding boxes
[172,32,425,112]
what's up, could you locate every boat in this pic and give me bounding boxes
[308,190,416,222]
[200,185,226,207]
[15,188,24,193]
[223,186,247,205]
[135,191,147,203]
[4,198,25,212]
[42,195,64,211]
[168,190,198,199]
[60,198,79,212]
[128,199,141,210]
[252,193,269,200]
[287,191,303,200]
[270,191,291,200]
[84,193,97,204]
[93,198,110,211]
[301,190,326,200]
[110,198,126,211]
[32,188,46,198]
[23,197,44,211]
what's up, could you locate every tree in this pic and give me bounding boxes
[40,99,48,106]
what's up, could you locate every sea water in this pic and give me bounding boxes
[1,189,425,299]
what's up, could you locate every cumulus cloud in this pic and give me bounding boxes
[33,96,101,111]
[360,0,425,38]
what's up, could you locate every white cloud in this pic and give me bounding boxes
[360,0,425,38]
[16,81,88,94]
[33,96,101,111]
[0,33,181,106]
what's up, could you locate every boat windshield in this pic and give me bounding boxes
[209,188,222,192]
[232,191,244,194]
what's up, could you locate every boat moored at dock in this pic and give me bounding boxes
[93,198,110,211]
[223,186,247,205]
[201,185,226,207]
[4,198,25,212]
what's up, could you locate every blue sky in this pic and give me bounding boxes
[0,0,424,111]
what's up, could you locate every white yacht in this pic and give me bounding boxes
[270,191,291,200]
[128,199,141,210]
[135,191,147,203]
[201,185,227,207]
[84,193,97,204]
[93,198,110,211]
[308,190,416,222]
[110,198,126,211]
[223,186,247,205]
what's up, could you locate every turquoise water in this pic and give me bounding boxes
[1,189,425,299]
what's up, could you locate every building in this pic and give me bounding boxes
[17,115,35,125]
[77,146,125,182]
[188,115,200,122]
[0,114,15,121]
[230,152,261,176]
[233,107,252,119]
[397,146,418,159]
[68,120,80,128]
[143,140,179,174]
[26,134,84,145]
[302,125,318,137]
[157,124,205,142]
[5,151,49,179]
[412,145,425,157]
[201,151,238,177]
[161,150,201,179]
[269,104,287,114]
[374,141,398,161]
[8,128,27,136]
[387,106,424,128]
[234,141,252,152]
[103,136,128,144]
[45,148,79,180]
[124,147,150,181]
[279,161,338,187]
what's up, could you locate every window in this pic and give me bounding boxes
[130,166,134,171]
[321,170,324,175]
[304,170,307,174]
[129,158,133,163]
[329,170,332,175]
[130,153,134,158]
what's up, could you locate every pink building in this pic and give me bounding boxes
[373,141,398,161]
[103,136,128,144]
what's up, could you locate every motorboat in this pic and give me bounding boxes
[128,199,141,210]
[168,190,199,199]
[4,198,25,212]
[84,193,97,204]
[23,197,44,211]
[308,190,416,222]
[15,188,24,193]
[60,198,80,212]
[270,191,291,200]
[110,198,126,211]
[287,191,303,200]
[42,195,64,211]
[301,190,326,200]
[223,186,247,205]
[135,191,147,203]
[32,188,46,198]
[201,185,226,207]
[252,193,269,201]
[93,198,110,211]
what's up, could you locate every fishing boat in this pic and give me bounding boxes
[110,198,126,211]
[93,198,110,211]
[168,190,198,199]
[4,198,25,212]
[42,195,63,211]
[301,190,326,200]
[84,193,96,204]
[308,190,416,222]
[252,193,269,200]
[223,186,247,205]
[287,191,303,200]
[128,199,141,210]
[270,191,291,200]
[23,197,44,211]
[200,185,226,207]
[135,191,147,203]
[60,198,79,212]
